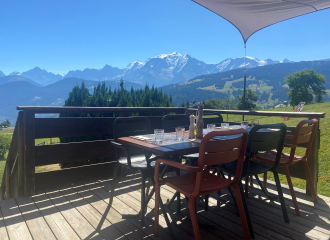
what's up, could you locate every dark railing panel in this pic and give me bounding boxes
[35,116,164,139]
[35,118,116,139]
[147,116,163,130]
[35,140,115,166]
[0,112,24,200]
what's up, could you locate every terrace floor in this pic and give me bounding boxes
[0,170,330,240]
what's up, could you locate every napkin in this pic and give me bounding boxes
[132,136,153,141]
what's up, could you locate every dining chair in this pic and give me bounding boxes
[154,129,252,240]
[215,123,289,223]
[109,116,163,226]
[202,112,223,127]
[162,113,224,210]
[257,119,318,216]
[162,114,189,133]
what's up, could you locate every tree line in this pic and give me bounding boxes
[61,79,175,118]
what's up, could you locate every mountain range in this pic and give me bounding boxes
[1,53,329,125]
[1,52,292,87]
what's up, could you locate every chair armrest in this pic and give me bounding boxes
[156,158,202,172]
[154,158,202,185]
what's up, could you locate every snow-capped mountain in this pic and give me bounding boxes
[3,53,294,87]
[214,57,292,72]
[121,53,293,86]
[0,70,5,77]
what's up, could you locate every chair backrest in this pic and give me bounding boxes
[202,112,223,128]
[162,114,189,133]
[198,129,248,185]
[113,117,152,157]
[287,119,318,161]
[246,123,287,174]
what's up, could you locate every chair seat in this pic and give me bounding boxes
[217,160,271,176]
[163,171,231,197]
[256,151,302,166]
[118,154,159,169]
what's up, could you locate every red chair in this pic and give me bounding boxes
[257,119,318,216]
[154,129,251,240]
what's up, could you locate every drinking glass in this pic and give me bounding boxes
[176,127,185,141]
[154,129,164,144]
[207,124,215,133]
[251,120,259,127]
[241,121,249,129]
[221,123,229,130]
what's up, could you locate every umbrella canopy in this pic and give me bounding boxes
[192,0,330,43]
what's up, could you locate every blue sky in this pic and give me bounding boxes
[0,0,329,75]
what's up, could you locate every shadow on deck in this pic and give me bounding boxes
[0,169,330,240]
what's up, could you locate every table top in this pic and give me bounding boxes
[117,126,276,157]
[117,133,201,157]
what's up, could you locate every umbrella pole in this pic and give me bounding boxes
[243,43,247,120]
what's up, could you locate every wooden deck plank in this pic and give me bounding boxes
[0,198,33,240]
[206,191,326,240]
[15,196,56,240]
[124,181,235,240]
[31,191,81,240]
[0,204,9,240]
[261,179,330,214]
[1,172,330,240]
[159,173,322,240]
[44,188,103,240]
[98,178,201,240]
[240,189,330,236]
[116,173,247,240]
[88,180,175,240]
[113,174,237,240]
[59,186,128,240]
[246,180,330,229]
[81,181,153,240]
[160,185,276,240]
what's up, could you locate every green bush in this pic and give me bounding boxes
[0,134,11,160]
[0,120,11,128]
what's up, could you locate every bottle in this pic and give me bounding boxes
[189,115,195,139]
[194,111,197,138]
[194,120,197,138]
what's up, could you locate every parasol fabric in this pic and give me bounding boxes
[192,0,330,43]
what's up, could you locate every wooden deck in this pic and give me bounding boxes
[0,171,330,240]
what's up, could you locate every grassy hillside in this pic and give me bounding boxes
[163,60,330,106]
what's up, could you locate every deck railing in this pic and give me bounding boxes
[0,106,325,200]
